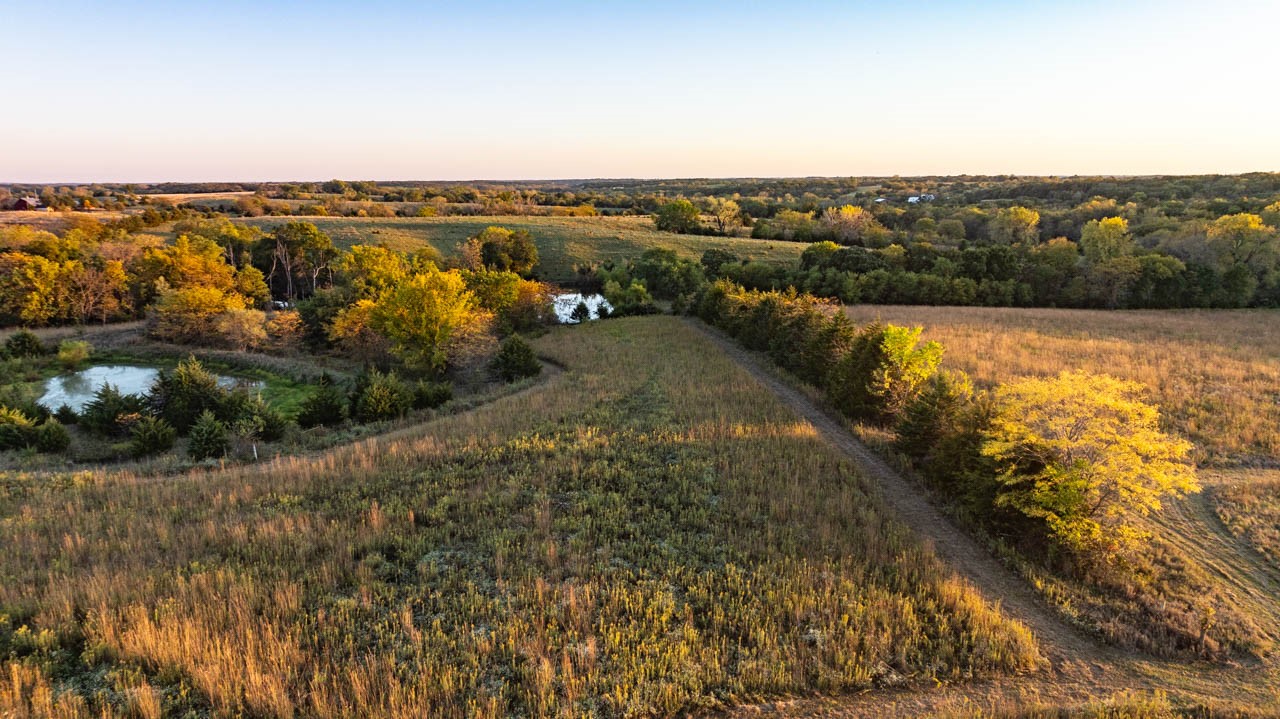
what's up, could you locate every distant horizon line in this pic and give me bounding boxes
[4,170,1280,186]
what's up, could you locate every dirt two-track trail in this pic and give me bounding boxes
[685,320,1279,717]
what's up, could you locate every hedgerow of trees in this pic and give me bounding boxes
[696,281,1198,568]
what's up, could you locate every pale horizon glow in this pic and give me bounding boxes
[3,0,1279,183]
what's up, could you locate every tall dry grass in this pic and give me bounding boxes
[843,305,1280,659]
[0,316,1037,718]
[844,305,1280,466]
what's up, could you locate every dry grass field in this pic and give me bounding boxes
[843,305,1280,660]
[232,215,805,283]
[0,317,1038,718]
[843,305,1280,467]
[144,191,255,205]
[0,210,127,232]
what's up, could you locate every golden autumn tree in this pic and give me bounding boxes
[369,266,491,374]
[981,370,1198,561]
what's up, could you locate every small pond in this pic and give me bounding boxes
[39,365,259,413]
[554,293,613,324]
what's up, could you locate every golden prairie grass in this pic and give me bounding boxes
[1212,469,1280,568]
[232,215,805,282]
[843,305,1280,660]
[844,305,1280,467]
[0,317,1037,718]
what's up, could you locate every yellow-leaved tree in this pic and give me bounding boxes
[369,266,491,374]
[981,370,1198,561]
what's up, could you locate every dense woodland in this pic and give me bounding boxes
[6,173,1280,310]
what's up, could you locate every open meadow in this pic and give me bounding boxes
[230,215,805,283]
[0,317,1040,718]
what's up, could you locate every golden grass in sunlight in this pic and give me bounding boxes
[844,305,1280,466]
[838,305,1280,661]
[232,215,805,282]
[1213,469,1280,569]
[0,317,1036,717]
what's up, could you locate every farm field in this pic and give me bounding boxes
[0,317,1041,717]
[0,209,127,232]
[231,215,805,283]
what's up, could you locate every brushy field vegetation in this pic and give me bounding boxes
[842,304,1280,659]
[1213,469,1280,569]
[231,215,805,283]
[0,317,1039,718]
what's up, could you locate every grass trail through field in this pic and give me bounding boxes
[684,319,1103,664]
[687,318,1280,717]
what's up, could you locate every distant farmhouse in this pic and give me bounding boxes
[907,194,937,204]
[6,196,43,211]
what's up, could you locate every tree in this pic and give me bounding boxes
[297,376,347,428]
[234,265,271,308]
[353,370,414,422]
[630,248,706,299]
[460,227,539,275]
[132,235,237,305]
[570,300,591,324]
[709,198,742,235]
[149,286,249,344]
[257,222,338,301]
[653,199,701,234]
[340,244,410,299]
[148,356,228,433]
[491,335,541,381]
[827,323,943,422]
[327,299,390,363]
[1207,213,1277,272]
[1080,217,1134,263]
[188,410,229,460]
[819,205,889,246]
[700,248,740,277]
[989,206,1040,245]
[369,268,490,374]
[981,371,1198,561]
[0,252,63,326]
[213,309,267,351]
[130,416,176,457]
[57,340,91,370]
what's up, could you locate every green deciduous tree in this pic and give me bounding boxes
[653,199,701,234]
[828,323,943,422]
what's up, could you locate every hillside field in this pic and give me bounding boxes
[232,215,805,283]
[0,317,1039,718]
[844,305,1280,649]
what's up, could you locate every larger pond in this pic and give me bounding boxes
[39,365,257,412]
[554,293,612,323]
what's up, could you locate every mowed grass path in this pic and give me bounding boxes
[234,215,804,282]
[0,317,1036,718]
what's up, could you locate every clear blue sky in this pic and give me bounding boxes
[3,0,1278,182]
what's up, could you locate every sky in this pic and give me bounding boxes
[2,0,1278,182]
